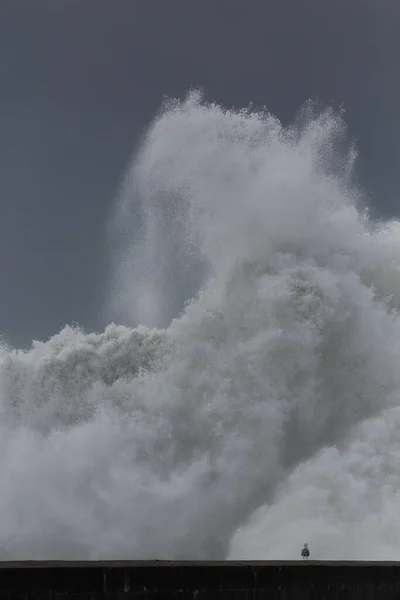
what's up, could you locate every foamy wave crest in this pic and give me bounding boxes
[1,91,400,560]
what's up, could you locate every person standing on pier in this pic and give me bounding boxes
[301,543,310,560]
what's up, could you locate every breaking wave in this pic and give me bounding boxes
[2,92,400,560]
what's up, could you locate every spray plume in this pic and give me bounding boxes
[2,92,400,560]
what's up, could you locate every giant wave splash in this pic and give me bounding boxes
[2,92,400,560]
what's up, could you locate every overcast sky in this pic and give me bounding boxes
[0,0,399,347]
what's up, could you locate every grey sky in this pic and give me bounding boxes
[0,0,399,347]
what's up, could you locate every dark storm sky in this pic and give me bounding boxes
[0,0,399,347]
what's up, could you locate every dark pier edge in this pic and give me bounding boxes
[0,560,400,598]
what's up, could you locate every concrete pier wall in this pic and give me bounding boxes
[0,560,399,599]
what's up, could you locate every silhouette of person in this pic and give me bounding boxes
[301,543,310,560]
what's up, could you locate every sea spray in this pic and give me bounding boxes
[1,92,400,559]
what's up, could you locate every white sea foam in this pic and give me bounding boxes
[2,92,400,559]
